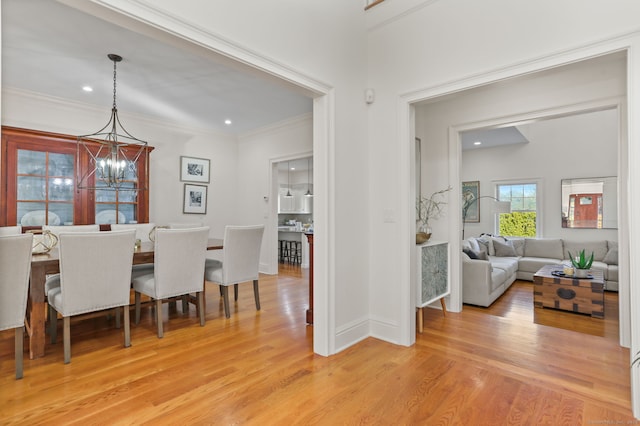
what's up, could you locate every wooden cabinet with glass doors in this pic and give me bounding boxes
[1,126,152,227]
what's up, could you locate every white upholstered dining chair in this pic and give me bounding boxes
[43,224,100,239]
[0,233,34,379]
[204,225,264,318]
[111,223,156,279]
[0,225,22,236]
[42,224,101,297]
[47,230,136,363]
[132,226,209,338]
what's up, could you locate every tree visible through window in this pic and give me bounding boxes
[497,183,537,237]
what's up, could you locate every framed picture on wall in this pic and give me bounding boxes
[183,184,208,214]
[180,156,210,183]
[462,181,480,223]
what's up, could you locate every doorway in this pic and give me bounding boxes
[273,156,314,275]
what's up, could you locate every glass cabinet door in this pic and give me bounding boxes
[16,149,74,225]
[94,164,140,224]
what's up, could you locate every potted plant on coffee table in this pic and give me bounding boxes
[568,249,594,278]
[416,186,452,244]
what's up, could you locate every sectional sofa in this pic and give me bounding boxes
[461,236,619,307]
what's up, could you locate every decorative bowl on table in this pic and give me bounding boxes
[28,229,58,254]
[416,232,431,245]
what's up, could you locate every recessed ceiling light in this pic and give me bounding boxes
[473,141,482,145]
[82,86,93,92]
[224,119,232,125]
[291,167,296,170]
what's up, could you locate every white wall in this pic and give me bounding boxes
[1,88,239,238]
[366,0,640,346]
[237,114,313,274]
[460,110,619,242]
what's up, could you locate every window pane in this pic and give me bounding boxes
[119,203,135,224]
[18,202,53,225]
[49,203,74,225]
[498,186,510,199]
[48,177,74,201]
[511,197,524,211]
[17,176,46,200]
[95,188,117,202]
[17,150,46,175]
[523,184,536,198]
[524,197,537,210]
[49,152,74,177]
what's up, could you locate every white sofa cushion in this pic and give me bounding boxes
[489,256,519,277]
[524,238,563,259]
[518,256,563,274]
[563,239,608,262]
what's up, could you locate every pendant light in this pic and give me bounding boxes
[284,161,293,198]
[76,54,148,191]
[304,157,313,197]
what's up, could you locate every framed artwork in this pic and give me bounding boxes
[462,181,480,223]
[183,184,207,214]
[180,156,210,183]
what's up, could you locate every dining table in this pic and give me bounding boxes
[27,238,224,359]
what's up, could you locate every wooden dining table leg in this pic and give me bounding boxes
[28,263,47,359]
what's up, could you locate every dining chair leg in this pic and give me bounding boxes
[134,292,141,325]
[123,305,131,348]
[115,306,121,328]
[49,306,57,344]
[234,284,239,301]
[198,291,205,326]
[182,295,189,313]
[63,316,71,364]
[219,285,224,297]
[15,326,24,379]
[221,286,230,318]
[156,299,164,338]
[253,279,261,311]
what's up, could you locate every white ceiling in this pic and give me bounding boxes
[461,126,529,151]
[1,0,313,135]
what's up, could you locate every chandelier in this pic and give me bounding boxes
[76,54,148,191]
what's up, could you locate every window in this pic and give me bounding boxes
[497,182,539,237]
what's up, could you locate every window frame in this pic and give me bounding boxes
[492,178,544,237]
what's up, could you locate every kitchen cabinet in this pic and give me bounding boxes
[1,126,152,226]
[278,184,313,214]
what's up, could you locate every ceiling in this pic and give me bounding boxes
[461,126,529,151]
[1,0,313,135]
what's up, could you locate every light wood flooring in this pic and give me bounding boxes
[0,273,635,424]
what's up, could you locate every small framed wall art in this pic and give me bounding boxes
[183,183,208,214]
[180,156,210,183]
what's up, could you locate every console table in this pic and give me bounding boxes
[416,241,449,333]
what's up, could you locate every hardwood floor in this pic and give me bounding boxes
[0,275,634,424]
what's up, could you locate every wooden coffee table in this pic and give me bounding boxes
[533,264,605,318]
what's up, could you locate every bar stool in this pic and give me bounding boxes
[289,241,302,264]
[280,240,290,263]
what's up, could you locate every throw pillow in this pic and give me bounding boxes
[493,239,517,257]
[603,247,618,265]
[463,248,479,259]
[477,250,489,260]
[476,236,495,256]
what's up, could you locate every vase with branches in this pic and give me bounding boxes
[416,186,452,243]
